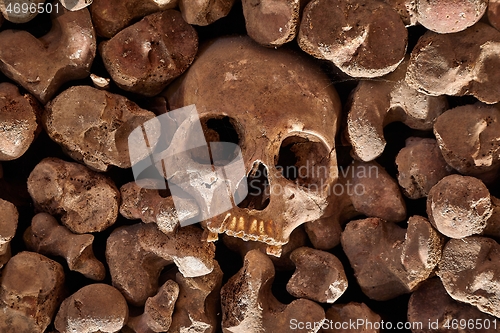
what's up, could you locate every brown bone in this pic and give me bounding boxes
[54,284,129,333]
[44,86,160,171]
[90,0,178,38]
[27,157,120,234]
[346,57,447,162]
[0,2,96,104]
[221,249,325,332]
[438,236,500,318]
[0,252,65,333]
[395,137,453,199]
[106,223,215,306]
[24,213,106,280]
[0,82,40,161]
[298,0,407,78]
[100,10,198,96]
[0,198,18,268]
[341,216,443,300]
[406,23,500,104]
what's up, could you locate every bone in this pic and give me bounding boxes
[89,74,110,90]
[0,0,45,23]
[406,23,500,104]
[60,0,92,11]
[165,36,342,256]
[242,0,303,47]
[0,251,65,333]
[341,216,444,301]
[396,137,453,199]
[489,0,500,31]
[346,57,448,162]
[222,226,308,271]
[0,2,96,104]
[43,85,160,171]
[0,198,18,268]
[126,280,179,333]
[90,0,178,38]
[416,0,487,34]
[305,160,406,250]
[383,0,417,26]
[24,213,106,280]
[178,0,235,26]
[324,302,381,333]
[433,104,500,183]
[0,83,40,161]
[106,222,216,306]
[298,0,407,78]
[438,236,500,318]
[286,247,348,304]
[54,284,129,333]
[168,262,223,333]
[426,174,500,239]
[120,180,200,234]
[100,10,198,96]
[27,157,120,234]
[408,278,499,333]
[221,249,325,333]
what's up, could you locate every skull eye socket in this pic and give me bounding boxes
[275,136,331,190]
[190,116,241,165]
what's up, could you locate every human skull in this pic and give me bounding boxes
[164,36,341,255]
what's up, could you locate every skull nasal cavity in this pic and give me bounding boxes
[191,116,241,165]
[276,136,330,190]
[237,162,270,211]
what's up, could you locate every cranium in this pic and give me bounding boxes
[162,36,341,255]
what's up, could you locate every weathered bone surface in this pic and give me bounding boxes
[438,236,500,318]
[221,249,325,333]
[168,262,223,333]
[396,137,453,199]
[416,0,487,34]
[342,216,443,301]
[427,175,494,239]
[324,302,381,333]
[90,0,178,38]
[60,0,92,11]
[406,23,500,104]
[0,0,45,23]
[27,158,120,234]
[106,222,215,306]
[408,278,499,333]
[0,3,96,104]
[54,284,128,333]
[0,83,40,161]
[120,180,199,234]
[242,0,302,47]
[100,10,198,96]
[0,198,18,268]
[126,280,179,333]
[287,247,348,304]
[178,0,235,26]
[165,36,341,256]
[433,104,500,183]
[24,213,106,280]
[90,73,110,90]
[223,226,307,271]
[298,0,407,78]
[383,0,417,26]
[44,86,160,171]
[305,160,406,250]
[489,0,500,31]
[0,251,65,333]
[346,57,447,162]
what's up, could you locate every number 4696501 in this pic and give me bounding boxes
[443,318,497,330]
[5,2,60,14]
